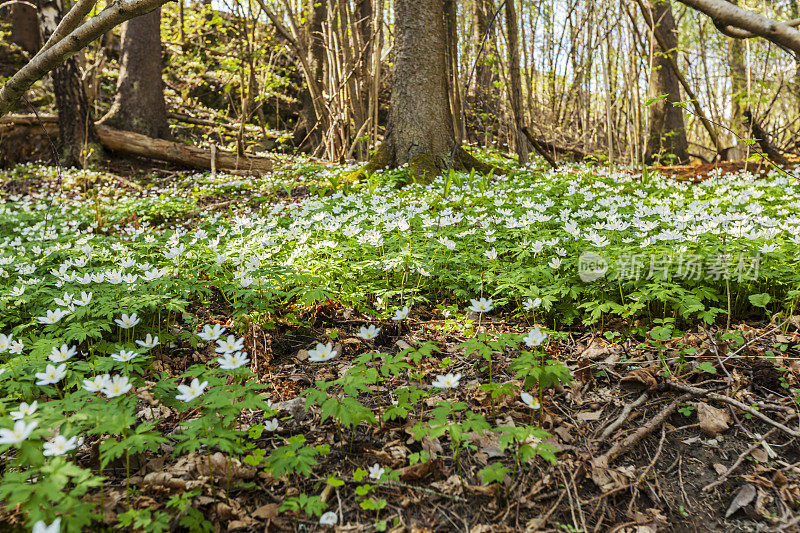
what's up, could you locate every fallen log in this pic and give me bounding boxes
[1,114,275,173]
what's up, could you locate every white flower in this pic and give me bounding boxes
[32,518,61,533]
[308,342,338,362]
[102,375,133,398]
[9,340,23,354]
[217,351,250,369]
[319,511,338,526]
[0,333,11,352]
[198,324,226,341]
[523,327,547,348]
[83,374,111,392]
[469,297,493,313]
[110,349,138,363]
[43,435,78,456]
[392,306,410,321]
[357,325,381,340]
[9,285,25,296]
[548,257,562,269]
[53,292,73,307]
[0,420,38,445]
[176,378,208,402]
[215,335,244,354]
[432,373,461,389]
[523,298,542,311]
[75,291,93,306]
[10,401,38,420]
[264,418,280,432]
[49,344,77,363]
[520,392,540,410]
[135,334,159,349]
[35,363,67,385]
[484,248,498,260]
[368,463,385,480]
[38,309,68,324]
[115,313,140,329]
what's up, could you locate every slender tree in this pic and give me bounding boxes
[505,0,528,164]
[101,9,168,138]
[38,0,103,166]
[642,0,689,164]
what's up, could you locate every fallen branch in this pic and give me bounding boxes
[593,392,693,467]
[665,381,800,438]
[1,115,275,173]
[598,392,649,442]
[702,427,778,492]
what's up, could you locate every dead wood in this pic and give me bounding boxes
[0,114,275,172]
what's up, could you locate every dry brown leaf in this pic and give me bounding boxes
[725,483,756,518]
[697,402,730,436]
[397,459,440,481]
[430,474,464,496]
[142,472,187,491]
[253,503,279,520]
[620,367,658,391]
[576,409,602,422]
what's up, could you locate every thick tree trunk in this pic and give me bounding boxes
[360,0,491,181]
[376,0,454,177]
[100,9,168,139]
[505,0,528,164]
[10,3,41,55]
[643,0,689,164]
[38,0,102,166]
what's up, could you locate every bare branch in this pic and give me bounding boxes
[676,0,800,54]
[0,0,171,118]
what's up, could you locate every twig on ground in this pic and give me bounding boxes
[665,381,800,438]
[598,392,649,442]
[594,392,693,466]
[703,428,779,492]
[626,425,667,515]
[385,480,469,503]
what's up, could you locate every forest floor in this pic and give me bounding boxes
[1,156,799,533]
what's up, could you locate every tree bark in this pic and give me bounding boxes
[643,0,689,164]
[10,3,41,55]
[675,0,800,54]
[358,0,492,181]
[470,0,498,145]
[100,8,168,138]
[292,0,327,150]
[505,0,528,164]
[0,0,170,119]
[2,115,276,172]
[38,0,102,166]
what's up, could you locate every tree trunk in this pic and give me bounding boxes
[643,0,689,164]
[363,0,491,180]
[10,3,41,55]
[505,0,528,164]
[727,35,746,144]
[100,9,168,139]
[293,0,327,151]
[470,0,498,145]
[38,0,102,166]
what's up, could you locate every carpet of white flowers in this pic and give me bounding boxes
[0,161,799,531]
